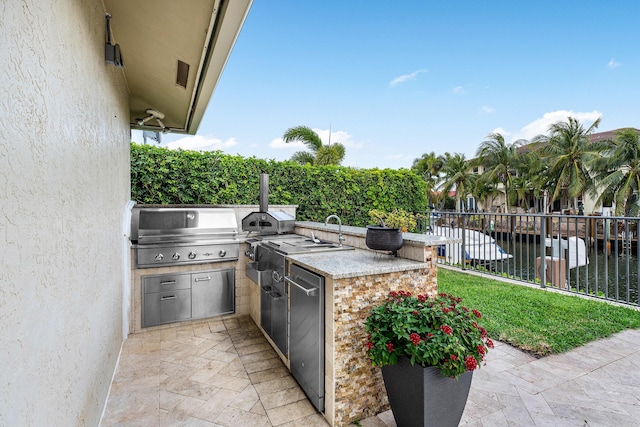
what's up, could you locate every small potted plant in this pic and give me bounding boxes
[365,290,493,427]
[365,209,418,254]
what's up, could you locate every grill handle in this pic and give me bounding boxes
[194,276,211,282]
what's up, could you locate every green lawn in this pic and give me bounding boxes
[438,268,640,356]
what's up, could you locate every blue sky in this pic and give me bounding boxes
[140,1,639,169]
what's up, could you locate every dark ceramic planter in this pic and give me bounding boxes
[381,357,473,427]
[365,225,403,254]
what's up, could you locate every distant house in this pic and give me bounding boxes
[1,1,252,425]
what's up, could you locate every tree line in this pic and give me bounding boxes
[410,117,640,216]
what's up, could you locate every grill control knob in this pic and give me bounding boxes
[154,253,164,261]
[244,250,254,260]
[172,252,180,260]
[188,252,197,259]
[219,249,227,258]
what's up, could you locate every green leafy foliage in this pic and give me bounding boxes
[368,208,419,232]
[130,143,429,225]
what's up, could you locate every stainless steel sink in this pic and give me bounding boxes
[297,240,342,248]
[261,236,354,255]
[280,239,353,254]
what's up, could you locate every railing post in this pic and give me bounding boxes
[540,214,547,288]
[461,213,467,271]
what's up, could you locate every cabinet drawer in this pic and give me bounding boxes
[143,273,191,294]
[142,289,191,327]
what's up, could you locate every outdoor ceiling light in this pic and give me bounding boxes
[136,109,165,125]
[136,109,168,133]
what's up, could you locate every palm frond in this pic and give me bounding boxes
[290,151,315,165]
[282,126,323,152]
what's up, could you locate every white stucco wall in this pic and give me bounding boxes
[0,1,130,425]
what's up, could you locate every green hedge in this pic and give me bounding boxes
[130,143,428,226]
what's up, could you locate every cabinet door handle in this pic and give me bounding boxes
[160,280,177,286]
[161,295,176,300]
[194,276,211,282]
[284,276,317,296]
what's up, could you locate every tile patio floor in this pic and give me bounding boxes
[101,316,640,426]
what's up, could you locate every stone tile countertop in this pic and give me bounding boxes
[295,221,459,246]
[287,248,427,279]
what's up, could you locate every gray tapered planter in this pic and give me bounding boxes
[381,357,473,427]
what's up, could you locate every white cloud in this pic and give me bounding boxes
[479,105,495,114]
[452,86,465,94]
[490,127,511,138]
[511,110,602,142]
[163,135,238,151]
[389,69,428,87]
[270,137,301,149]
[316,128,362,148]
[607,58,621,69]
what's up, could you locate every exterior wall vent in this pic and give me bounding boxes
[176,60,189,88]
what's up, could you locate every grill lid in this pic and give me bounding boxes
[131,206,238,244]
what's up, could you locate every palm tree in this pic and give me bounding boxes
[590,128,640,216]
[534,117,606,211]
[474,133,523,213]
[411,151,444,206]
[440,153,475,212]
[282,126,346,166]
[472,177,500,212]
[514,150,551,213]
[511,174,533,211]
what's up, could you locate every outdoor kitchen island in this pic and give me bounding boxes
[253,223,453,427]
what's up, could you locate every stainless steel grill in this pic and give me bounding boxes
[131,206,240,268]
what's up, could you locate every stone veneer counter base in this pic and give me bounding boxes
[288,247,438,426]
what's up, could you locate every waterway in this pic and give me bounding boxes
[487,236,639,305]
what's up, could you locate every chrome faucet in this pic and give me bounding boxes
[325,214,345,246]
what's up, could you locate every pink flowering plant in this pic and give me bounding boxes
[365,290,493,379]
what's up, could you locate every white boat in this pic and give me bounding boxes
[429,226,513,265]
[544,236,589,268]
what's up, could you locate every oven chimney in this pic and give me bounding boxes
[259,173,269,212]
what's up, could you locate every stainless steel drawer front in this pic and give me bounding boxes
[143,273,191,294]
[142,268,235,328]
[142,289,191,327]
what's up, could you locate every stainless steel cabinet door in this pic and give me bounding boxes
[288,264,324,412]
[191,268,235,319]
[271,281,288,355]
